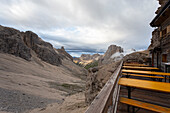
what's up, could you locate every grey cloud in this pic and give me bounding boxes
[0,0,159,56]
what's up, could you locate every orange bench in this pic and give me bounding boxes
[123,66,159,70]
[119,78,170,112]
[122,73,165,81]
[120,97,170,113]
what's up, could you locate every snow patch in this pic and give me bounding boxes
[110,52,124,61]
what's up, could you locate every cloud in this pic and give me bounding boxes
[0,0,159,56]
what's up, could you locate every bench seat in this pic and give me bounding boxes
[122,73,165,79]
[120,97,170,113]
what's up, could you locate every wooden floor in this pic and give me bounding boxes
[117,77,170,113]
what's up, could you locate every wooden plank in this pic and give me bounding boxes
[120,97,170,113]
[118,78,170,93]
[122,69,170,76]
[123,66,159,70]
[122,73,164,79]
[123,63,149,67]
[85,61,123,113]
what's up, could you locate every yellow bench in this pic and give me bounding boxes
[122,73,165,80]
[123,63,149,67]
[123,66,159,70]
[119,78,170,113]
[120,97,170,113]
[122,69,170,82]
[118,78,170,93]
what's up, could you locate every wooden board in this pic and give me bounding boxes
[118,78,170,93]
[123,63,149,67]
[122,73,164,79]
[122,69,170,76]
[123,66,159,70]
[120,97,170,113]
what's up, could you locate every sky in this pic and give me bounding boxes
[0,0,159,57]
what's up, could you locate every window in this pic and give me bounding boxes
[162,54,167,62]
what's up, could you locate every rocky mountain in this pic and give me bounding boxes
[73,53,101,66]
[81,53,101,61]
[85,44,123,105]
[0,25,87,113]
[56,46,73,61]
[98,45,123,65]
[0,25,62,66]
[85,61,121,104]
[123,50,151,65]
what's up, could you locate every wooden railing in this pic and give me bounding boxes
[85,61,123,113]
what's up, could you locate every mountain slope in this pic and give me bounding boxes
[0,25,87,113]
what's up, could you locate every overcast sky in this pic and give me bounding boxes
[0,0,159,57]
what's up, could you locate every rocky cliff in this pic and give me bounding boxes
[73,53,101,66]
[85,61,121,104]
[85,44,123,105]
[0,25,61,66]
[123,50,150,64]
[56,46,73,61]
[98,45,123,65]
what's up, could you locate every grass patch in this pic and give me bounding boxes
[74,62,83,67]
[47,82,84,95]
[84,61,98,70]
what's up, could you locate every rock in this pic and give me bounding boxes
[80,54,100,61]
[0,25,62,66]
[73,53,101,66]
[85,44,123,105]
[89,67,99,73]
[56,46,73,61]
[85,61,121,105]
[0,25,32,61]
[80,54,91,60]
[99,45,123,65]
[123,50,150,64]
[22,31,62,66]
[85,68,101,104]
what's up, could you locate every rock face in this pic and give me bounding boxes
[0,25,61,66]
[73,53,101,66]
[56,46,73,61]
[80,53,100,61]
[85,61,121,104]
[123,50,151,65]
[85,44,123,105]
[99,45,123,65]
[0,26,32,61]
